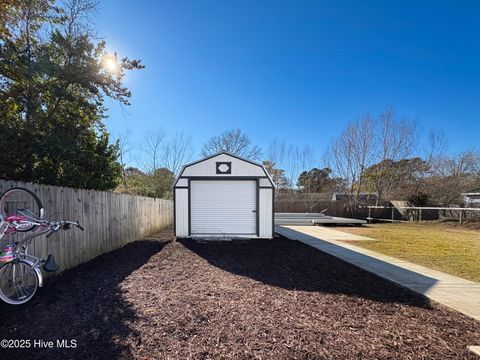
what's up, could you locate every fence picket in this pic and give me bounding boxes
[0,180,173,276]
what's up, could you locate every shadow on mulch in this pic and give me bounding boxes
[0,238,170,359]
[180,236,431,308]
[1,230,479,359]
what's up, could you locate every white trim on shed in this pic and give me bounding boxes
[173,151,275,239]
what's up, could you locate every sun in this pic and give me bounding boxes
[102,54,119,73]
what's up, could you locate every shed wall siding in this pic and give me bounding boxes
[175,188,189,237]
[182,154,265,177]
[176,178,188,187]
[174,152,274,239]
[259,178,271,187]
[259,188,273,238]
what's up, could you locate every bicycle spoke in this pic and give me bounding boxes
[0,261,38,304]
[15,283,27,300]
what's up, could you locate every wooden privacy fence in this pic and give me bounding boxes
[0,180,173,274]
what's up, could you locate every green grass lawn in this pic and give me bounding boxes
[338,223,480,283]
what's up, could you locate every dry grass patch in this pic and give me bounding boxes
[338,223,480,282]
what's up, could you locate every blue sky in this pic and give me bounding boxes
[97,0,480,164]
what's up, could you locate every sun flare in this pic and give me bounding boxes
[102,54,119,73]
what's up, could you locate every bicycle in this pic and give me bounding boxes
[0,187,83,305]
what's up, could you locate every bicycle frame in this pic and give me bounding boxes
[1,220,50,287]
[0,213,45,242]
[0,189,83,304]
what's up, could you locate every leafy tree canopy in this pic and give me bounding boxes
[262,160,288,189]
[362,157,429,202]
[297,167,336,193]
[0,0,144,190]
[117,167,174,199]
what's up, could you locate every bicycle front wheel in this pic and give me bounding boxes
[0,260,39,305]
[0,187,44,232]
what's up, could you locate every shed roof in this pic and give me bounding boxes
[173,151,274,187]
[462,190,480,196]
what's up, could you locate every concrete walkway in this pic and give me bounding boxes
[276,225,480,322]
[288,225,375,241]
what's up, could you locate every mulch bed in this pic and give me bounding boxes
[1,228,479,359]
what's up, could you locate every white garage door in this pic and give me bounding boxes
[190,180,257,235]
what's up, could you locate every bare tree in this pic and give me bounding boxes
[266,139,317,188]
[368,107,417,204]
[266,138,287,166]
[116,129,133,188]
[377,107,416,163]
[201,128,261,160]
[162,132,194,176]
[265,139,320,211]
[325,107,422,207]
[429,150,480,206]
[134,130,193,192]
[61,0,98,37]
[287,145,317,189]
[407,128,448,196]
[139,129,167,174]
[422,128,447,165]
[325,113,376,209]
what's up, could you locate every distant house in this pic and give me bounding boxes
[462,189,480,207]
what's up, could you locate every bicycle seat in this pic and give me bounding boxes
[42,254,59,272]
[6,215,28,222]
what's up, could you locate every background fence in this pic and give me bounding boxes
[0,180,173,274]
[274,193,477,222]
[274,196,439,221]
[275,198,369,218]
[274,193,378,218]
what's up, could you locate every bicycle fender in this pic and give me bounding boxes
[18,258,44,288]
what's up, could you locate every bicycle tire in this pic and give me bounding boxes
[0,187,44,232]
[0,259,39,305]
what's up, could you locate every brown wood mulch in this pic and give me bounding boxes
[1,228,479,359]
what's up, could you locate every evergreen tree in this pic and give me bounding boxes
[0,0,144,190]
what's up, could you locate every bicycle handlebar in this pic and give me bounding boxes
[45,220,84,238]
[9,211,84,245]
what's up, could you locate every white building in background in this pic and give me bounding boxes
[173,151,275,239]
[462,189,480,207]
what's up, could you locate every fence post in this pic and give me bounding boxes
[419,208,422,221]
[459,210,464,225]
[391,207,394,221]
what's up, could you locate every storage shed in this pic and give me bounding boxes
[174,151,275,239]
